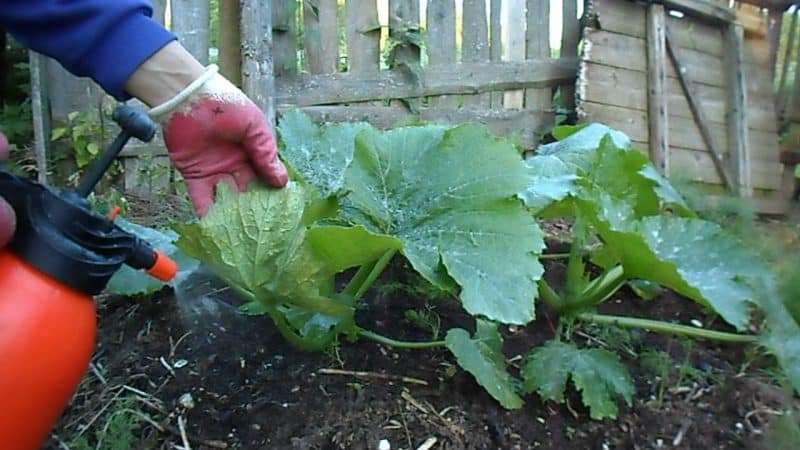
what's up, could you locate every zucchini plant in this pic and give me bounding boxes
[172,111,800,419]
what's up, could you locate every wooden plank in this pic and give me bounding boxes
[582,62,778,131]
[662,0,735,24]
[303,0,339,73]
[273,0,298,76]
[627,140,780,190]
[276,58,578,106]
[596,0,725,56]
[241,0,275,124]
[426,0,457,107]
[665,23,732,189]
[584,29,723,87]
[725,23,752,197]
[647,4,669,175]
[279,105,553,149]
[463,0,490,106]
[775,9,797,115]
[503,0,527,109]
[490,0,503,108]
[560,0,580,111]
[526,0,552,110]
[171,0,211,64]
[389,0,421,64]
[220,0,242,83]
[346,0,381,73]
[29,52,48,183]
[151,0,167,24]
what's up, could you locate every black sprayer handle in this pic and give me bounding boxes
[75,105,158,197]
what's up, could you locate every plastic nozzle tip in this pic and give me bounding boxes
[147,250,178,281]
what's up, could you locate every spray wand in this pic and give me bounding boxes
[0,105,178,449]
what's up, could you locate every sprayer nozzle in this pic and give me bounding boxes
[147,251,178,281]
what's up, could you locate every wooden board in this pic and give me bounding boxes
[346,0,381,73]
[463,0,490,106]
[580,62,778,132]
[276,59,578,106]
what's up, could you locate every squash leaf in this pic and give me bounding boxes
[522,340,633,420]
[445,320,524,409]
[342,123,544,325]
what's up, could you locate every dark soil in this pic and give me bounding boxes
[44,253,799,450]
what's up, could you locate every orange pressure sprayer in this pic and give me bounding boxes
[0,105,178,449]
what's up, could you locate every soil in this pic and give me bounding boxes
[43,224,800,450]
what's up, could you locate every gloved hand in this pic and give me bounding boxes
[147,65,289,216]
[0,133,15,246]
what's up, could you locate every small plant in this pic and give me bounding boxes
[68,397,144,450]
[51,110,120,187]
[172,111,800,420]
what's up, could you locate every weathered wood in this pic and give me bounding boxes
[303,0,339,74]
[596,0,735,59]
[463,0,490,106]
[389,0,421,64]
[503,0,527,109]
[526,0,551,110]
[219,0,242,83]
[665,23,732,189]
[151,0,167,24]
[776,9,797,117]
[272,0,298,76]
[490,0,503,108]
[29,51,47,183]
[725,23,752,197]
[276,58,578,106]
[171,0,210,64]
[662,0,735,24]
[240,0,275,125]
[646,4,669,175]
[581,62,778,132]
[560,0,580,111]
[347,0,381,73]
[426,0,457,107]
[278,105,553,149]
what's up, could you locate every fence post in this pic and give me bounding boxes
[646,3,668,175]
[241,0,276,126]
[171,0,211,65]
[724,23,751,197]
[219,0,242,85]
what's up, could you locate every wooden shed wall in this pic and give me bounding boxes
[577,0,786,214]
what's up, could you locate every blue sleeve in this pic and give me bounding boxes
[0,0,177,100]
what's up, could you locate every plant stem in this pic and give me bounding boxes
[358,329,447,349]
[565,265,626,312]
[538,279,563,310]
[343,261,375,297]
[577,312,758,343]
[354,249,398,300]
[540,253,571,260]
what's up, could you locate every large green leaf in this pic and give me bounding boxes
[277,109,371,197]
[306,224,402,272]
[174,183,356,348]
[522,340,633,420]
[342,123,544,325]
[748,276,800,394]
[522,126,691,216]
[596,215,761,331]
[445,320,524,409]
[107,218,199,296]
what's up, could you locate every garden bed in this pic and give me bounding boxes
[45,252,798,450]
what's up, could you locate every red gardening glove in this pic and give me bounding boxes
[149,66,289,216]
[0,132,15,246]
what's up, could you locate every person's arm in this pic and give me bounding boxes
[0,0,176,100]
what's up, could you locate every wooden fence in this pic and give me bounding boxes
[32,0,581,196]
[578,0,787,214]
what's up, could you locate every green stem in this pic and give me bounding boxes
[538,279,564,310]
[343,261,375,297]
[540,253,571,260]
[354,249,398,300]
[565,265,626,312]
[577,312,758,343]
[358,329,447,349]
